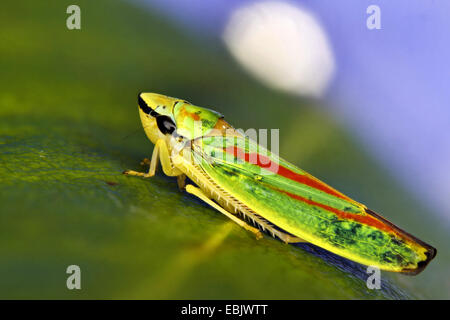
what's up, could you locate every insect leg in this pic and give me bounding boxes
[278,233,307,244]
[156,139,183,177]
[123,139,182,178]
[140,158,151,166]
[185,184,263,240]
[177,174,187,190]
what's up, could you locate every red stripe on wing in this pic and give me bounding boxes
[278,189,396,235]
[223,146,351,201]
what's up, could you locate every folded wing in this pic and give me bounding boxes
[192,135,436,274]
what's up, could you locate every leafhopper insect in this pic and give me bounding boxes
[124,93,436,275]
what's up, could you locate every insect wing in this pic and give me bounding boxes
[191,135,435,274]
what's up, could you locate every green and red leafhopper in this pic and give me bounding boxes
[124,93,436,275]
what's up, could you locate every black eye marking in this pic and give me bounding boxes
[138,95,151,114]
[138,94,158,117]
[156,115,177,135]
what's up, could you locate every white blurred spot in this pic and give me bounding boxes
[223,1,335,98]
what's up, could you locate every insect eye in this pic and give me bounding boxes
[156,115,177,135]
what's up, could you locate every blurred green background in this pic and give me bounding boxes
[0,0,448,299]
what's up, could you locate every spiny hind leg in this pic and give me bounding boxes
[185,184,263,240]
[123,139,183,178]
[243,213,307,244]
[277,232,307,244]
